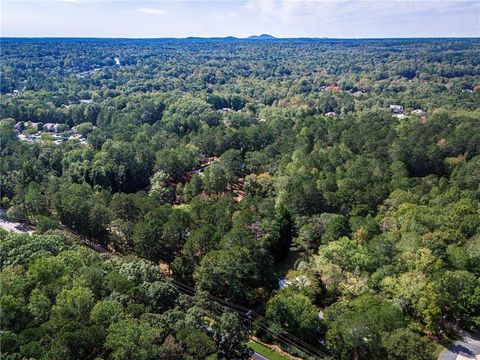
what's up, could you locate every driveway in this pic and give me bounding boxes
[439,330,480,360]
[0,219,28,233]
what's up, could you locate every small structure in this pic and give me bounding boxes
[43,123,54,132]
[43,123,61,133]
[393,114,408,120]
[325,85,341,92]
[79,99,93,104]
[389,104,404,114]
[325,112,336,117]
[43,123,55,132]
[411,109,426,116]
[278,275,312,290]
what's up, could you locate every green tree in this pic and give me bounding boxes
[51,286,95,324]
[105,319,161,360]
[176,327,216,360]
[266,288,320,342]
[382,328,435,360]
[194,247,274,304]
[324,295,405,360]
[90,300,125,327]
[28,288,51,325]
[437,270,480,328]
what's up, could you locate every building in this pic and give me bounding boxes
[325,85,341,92]
[43,123,55,132]
[43,123,62,133]
[389,105,404,114]
[325,112,336,117]
[393,114,408,120]
[412,109,426,116]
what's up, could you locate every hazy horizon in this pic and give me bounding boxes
[1,35,479,39]
[2,0,479,39]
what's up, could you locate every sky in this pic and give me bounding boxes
[1,0,479,38]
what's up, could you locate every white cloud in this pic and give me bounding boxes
[210,11,239,21]
[242,0,479,33]
[136,8,168,16]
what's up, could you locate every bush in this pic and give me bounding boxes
[36,216,60,234]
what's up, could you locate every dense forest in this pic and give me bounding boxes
[1,38,480,360]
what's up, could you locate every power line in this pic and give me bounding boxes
[169,279,331,360]
[3,218,331,359]
[171,280,330,359]
[170,282,325,360]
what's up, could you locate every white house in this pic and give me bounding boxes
[389,104,404,114]
[43,123,55,132]
[411,109,426,116]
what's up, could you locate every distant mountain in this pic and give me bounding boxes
[247,34,276,40]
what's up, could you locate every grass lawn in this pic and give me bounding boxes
[247,341,290,360]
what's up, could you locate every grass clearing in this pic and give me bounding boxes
[247,340,291,360]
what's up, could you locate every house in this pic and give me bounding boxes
[393,114,408,120]
[80,99,93,104]
[43,123,62,133]
[325,112,336,117]
[43,123,55,132]
[325,85,341,92]
[411,109,426,116]
[389,104,404,114]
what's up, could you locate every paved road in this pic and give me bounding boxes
[439,330,480,360]
[252,353,269,360]
[0,218,32,234]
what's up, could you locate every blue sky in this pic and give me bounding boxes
[1,0,479,38]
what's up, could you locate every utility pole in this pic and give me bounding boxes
[246,310,253,335]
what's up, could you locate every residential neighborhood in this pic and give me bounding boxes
[13,120,89,145]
